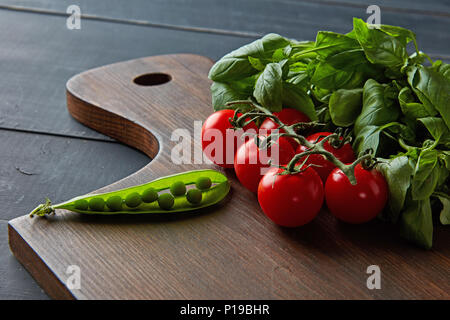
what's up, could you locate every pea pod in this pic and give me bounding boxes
[29,169,230,217]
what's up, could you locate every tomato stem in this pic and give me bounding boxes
[226,99,376,185]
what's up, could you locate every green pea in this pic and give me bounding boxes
[158,193,174,210]
[74,199,88,210]
[170,181,186,196]
[89,198,105,211]
[106,195,123,211]
[195,176,212,190]
[186,188,202,205]
[125,192,142,208]
[142,187,158,203]
[31,169,230,217]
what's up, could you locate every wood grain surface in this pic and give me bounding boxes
[0,8,250,140]
[7,54,450,299]
[2,0,449,46]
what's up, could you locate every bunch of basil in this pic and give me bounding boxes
[208,18,449,249]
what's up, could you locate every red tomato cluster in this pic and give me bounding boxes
[201,109,388,228]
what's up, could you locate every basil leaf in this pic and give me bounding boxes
[209,33,290,81]
[286,61,309,86]
[209,57,257,82]
[345,29,357,39]
[313,31,360,58]
[311,62,354,90]
[228,33,290,60]
[272,48,287,62]
[378,24,417,47]
[278,59,290,78]
[418,117,450,145]
[289,61,308,73]
[311,49,368,90]
[286,72,309,86]
[430,60,450,80]
[439,151,450,170]
[353,79,399,154]
[384,122,416,143]
[378,156,414,222]
[287,40,315,57]
[353,18,408,69]
[436,195,450,225]
[398,87,431,119]
[210,82,251,111]
[254,63,283,111]
[326,49,368,70]
[248,56,265,71]
[329,88,363,127]
[311,86,331,104]
[352,125,381,155]
[258,33,291,58]
[341,71,366,89]
[411,149,439,201]
[282,82,318,121]
[400,197,433,249]
[435,161,449,188]
[407,65,450,128]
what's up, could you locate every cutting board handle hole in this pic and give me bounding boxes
[133,73,172,86]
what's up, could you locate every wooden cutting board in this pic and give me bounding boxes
[8,54,450,299]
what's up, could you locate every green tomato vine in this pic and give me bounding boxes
[226,98,374,185]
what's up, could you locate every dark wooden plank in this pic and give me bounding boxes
[0,130,149,221]
[3,0,449,14]
[298,0,450,14]
[0,9,251,139]
[0,4,448,139]
[0,221,49,299]
[9,54,450,299]
[0,0,448,53]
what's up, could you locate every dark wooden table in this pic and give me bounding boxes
[0,0,449,299]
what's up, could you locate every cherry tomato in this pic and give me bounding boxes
[296,132,355,182]
[202,109,258,168]
[258,167,324,227]
[325,164,388,224]
[234,137,295,193]
[260,108,310,149]
[260,108,310,132]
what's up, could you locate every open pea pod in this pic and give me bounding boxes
[30,169,230,217]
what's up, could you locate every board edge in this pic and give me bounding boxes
[8,220,76,300]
